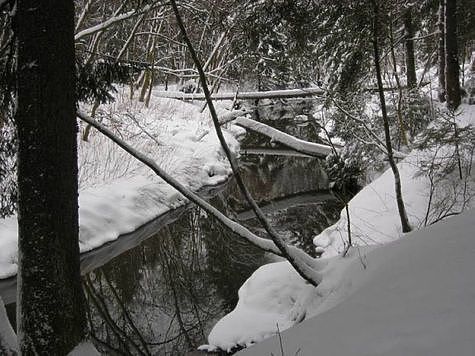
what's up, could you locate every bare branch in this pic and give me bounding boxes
[75,3,161,41]
[169,0,322,286]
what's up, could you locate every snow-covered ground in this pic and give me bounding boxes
[202,104,474,353]
[0,89,245,279]
[314,104,474,257]
[238,208,475,356]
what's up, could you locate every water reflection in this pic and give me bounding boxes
[84,99,343,355]
[85,160,342,355]
[84,200,267,355]
[0,100,343,354]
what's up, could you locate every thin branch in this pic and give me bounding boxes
[116,14,146,61]
[408,30,440,41]
[75,3,161,41]
[330,98,407,159]
[75,0,93,33]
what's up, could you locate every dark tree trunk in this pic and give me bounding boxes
[404,8,417,89]
[445,0,461,110]
[438,0,446,102]
[15,0,87,353]
[371,0,412,234]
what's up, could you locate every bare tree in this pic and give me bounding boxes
[371,0,412,233]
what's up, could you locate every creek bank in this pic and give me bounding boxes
[0,93,245,279]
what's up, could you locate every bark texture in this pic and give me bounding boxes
[404,8,417,89]
[438,0,446,102]
[15,0,87,353]
[445,0,461,109]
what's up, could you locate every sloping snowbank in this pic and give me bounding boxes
[238,209,475,356]
[202,261,320,351]
[0,91,245,279]
[314,104,474,257]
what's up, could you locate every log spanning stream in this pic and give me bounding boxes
[1,98,343,355]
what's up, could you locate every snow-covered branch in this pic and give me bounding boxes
[116,14,146,61]
[234,117,334,158]
[77,111,323,282]
[74,0,93,33]
[74,3,160,41]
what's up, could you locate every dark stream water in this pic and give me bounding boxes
[3,99,343,355]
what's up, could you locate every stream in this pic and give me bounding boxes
[3,98,343,355]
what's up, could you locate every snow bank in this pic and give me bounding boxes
[201,245,363,351]
[68,341,100,356]
[239,209,475,356]
[201,261,319,352]
[314,104,475,257]
[0,90,246,279]
[204,104,474,352]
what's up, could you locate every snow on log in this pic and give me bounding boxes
[233,116,335,158]
[153,87,325,101]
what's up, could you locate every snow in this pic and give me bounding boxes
[68,341,100,356]
[314,103,475,257]
[202,261,318,352]
[0,89,246,279]
[203,104,475,352]
[238,209,475,356]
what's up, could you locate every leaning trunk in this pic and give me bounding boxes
[371,0,412,234]
[15,0,87,353]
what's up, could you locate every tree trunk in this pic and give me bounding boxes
[445,0,461,110]
[404,8,417,89]
[15,0,87,353]
[438,0,446,102]
[371,0,412,234]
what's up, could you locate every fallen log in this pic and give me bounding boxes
[232,116,335,158]
[153,87,325,101]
